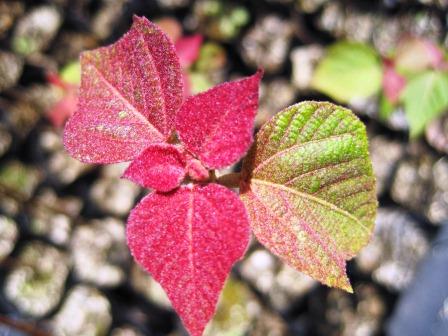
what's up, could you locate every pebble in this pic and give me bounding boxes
[52,285,112,336]
[11,6,61,56]
[369,136,405,196]
[240,249,316,310]
[28,189,82,245]
[241,15,293,73]
[130,263,171,308]
[257,79,296,127]
[290,45,324,91]
[0,215,18,263]
[426,114,448,154]
[357,208,429,291]
[4,241,69,317]
[91,163,140,216]
[71,217,129,287]
[0,51,23,92]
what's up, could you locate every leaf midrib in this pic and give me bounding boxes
[253,132,358,174]
[251,178,369,234]
[85,57,164,140]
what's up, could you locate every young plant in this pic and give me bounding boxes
[63,16,377,336]
[312,38,448,138]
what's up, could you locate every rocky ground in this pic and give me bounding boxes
[0,0,448,335]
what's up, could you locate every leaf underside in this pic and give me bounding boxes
[240,101,377,292]
[127,183,250,336]
[64,16,183,164]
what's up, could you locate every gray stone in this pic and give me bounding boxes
[0,215,18,263]
[426,114,448,154]
[52,285,112,336]
[357,208,429,291]
[39,129,93,184]
[296,0,329,13]
[28,189,82,245]
[290,45,324,91]
[91,0,128,39]
[240,249,315,310]
[4,242,69,317]
[71,217,129,287]
[12,6,61,56]
[426,158,448,223]
[241,16,293,73]
[0,51,23,92]
[369,136,405,196]
[391,155,434,215]
[257,79,296,127]
[0,124,12,158]
[130,263,171,308]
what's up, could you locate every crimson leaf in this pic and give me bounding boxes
[176,70,263,169]
[122,143,186,192]
[127,183,250,336]
[64,16,183,163]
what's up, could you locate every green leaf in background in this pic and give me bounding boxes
[401,71,448,138]
[379,94,395,120]
[240,101,377,292]
[60,61,81,85]
[312,42,383,103]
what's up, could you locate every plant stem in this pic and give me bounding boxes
[216,172,241,188]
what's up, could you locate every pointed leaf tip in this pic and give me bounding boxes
[241,101,377,292]
[176,70,263,169]
[64,16,183,164]
[123,144,186,192]
[127,183,250,336]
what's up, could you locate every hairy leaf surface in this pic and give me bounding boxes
[64,16,183,163]
[240,101,377,292]
[127,183,250,336]
[123,144,186,192]
[176,70,262,169]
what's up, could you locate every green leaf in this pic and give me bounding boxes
[312,42,382,103]
[401,71,448,138]
[60,61,81,85]
[379,94,395,120]
[240,101,377,292]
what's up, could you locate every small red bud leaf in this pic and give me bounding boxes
[64,16,183,163]
[122,143,186,192]
[186,158,209,182]
[240,102,377,292]
[176,70,263,169]
[175,34,203,68]
[127,183,250,336]
[382,61,406,104]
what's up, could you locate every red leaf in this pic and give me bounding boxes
[176,70,263,169]
[127,183,250,336]
[186,157,209,182]
[47,89,78,128]
[175,35,203,68]
[64,16,183,164]
[122,143,186,192]
[382,60,406,104]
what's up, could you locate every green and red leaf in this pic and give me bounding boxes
[240,101,377,292]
